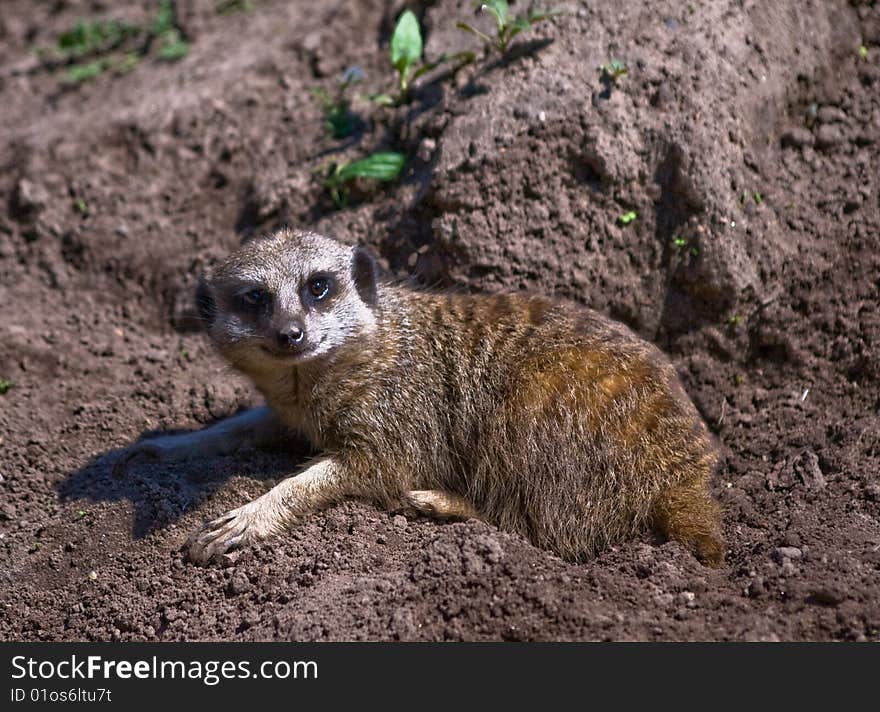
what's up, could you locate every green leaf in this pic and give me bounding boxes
[0,379,13,395]
[618,210,637,225]
[481,1,510,31]
[336,152,406,182]
[456,21,493,45]
[158,30,189,61]
[602,58,628,79]
[65,59,109,85]
[369,93,397,106]
[57,19,138,59]
[672,236,687,248]
[391,10,422,74]
[154,0,175,36]
[506,17,532,43]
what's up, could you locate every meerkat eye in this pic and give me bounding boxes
[307,277,330,300]
[241,288,268,307]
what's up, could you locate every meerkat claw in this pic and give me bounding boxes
[188,514,247,564]
[187,504,271,564]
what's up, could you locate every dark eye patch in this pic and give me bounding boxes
[237,286,270,309]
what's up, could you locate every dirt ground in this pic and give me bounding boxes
[0,0,878,641]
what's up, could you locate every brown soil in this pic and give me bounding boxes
[0,0,878,641]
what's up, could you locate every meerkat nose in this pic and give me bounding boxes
[276,324,305,348]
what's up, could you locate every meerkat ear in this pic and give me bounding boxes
[352,246,379,306]
[195,279,216,328]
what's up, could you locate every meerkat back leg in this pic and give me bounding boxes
[399,490,479,521]
[113,406,287,476]
[652,479,725,567]
[188,457,345,564]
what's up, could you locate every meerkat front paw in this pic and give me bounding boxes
[186,496,288,565]
[186,459,342,564]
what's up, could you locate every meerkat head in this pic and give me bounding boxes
[196,229,380,372]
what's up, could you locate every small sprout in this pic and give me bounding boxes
[618,210,637,226]
[672,235,687,248]
[47,1,191,86]
[753,191,763,204]
[600,58,628,82]
[728,314,743,327]
[0,379,13,395]
[690,246,700,257]
[391,10,423,94]
[312,67,363,139]
[859,45,868,61]
[154,0,189,62]
[158,30,189,61]
[369,93,397,106]
[65,59,110,85]
[457,1,562,55]
[153,0,175,36]
[56,18,140,59]
[734,374,745,386]
[77,510,88,518]
[74,198,89,215]
[379,11,473,105]
[324,151,406,208]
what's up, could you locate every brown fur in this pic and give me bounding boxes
[119,229,724,565]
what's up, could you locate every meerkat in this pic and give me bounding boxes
[116,228,724,566]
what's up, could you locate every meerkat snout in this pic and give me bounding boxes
[274,321,305,349]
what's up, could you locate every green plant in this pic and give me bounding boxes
[66,59,111,85]
[600,58,628,82]
[312,67,364,139]
[618,210,637,225]
[671,235,699,256]
[50,1,192,87]
[740,190,763,205]
[0,379,13,395]
[372,10,471,106]
[154,0,189,62]
[324,152,406,207]
[457,1,561,55]
[57,18,140,59]
[859,45,869,60]
[391,10,422,94]
[74,198,89,214]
